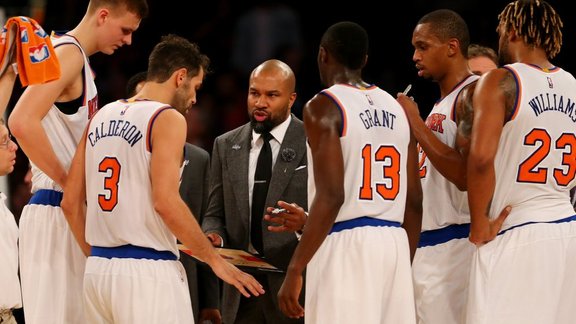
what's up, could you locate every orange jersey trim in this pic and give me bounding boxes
[146,106,173,152]
[321,90,348,137]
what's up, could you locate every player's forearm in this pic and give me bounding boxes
[403,198,423,262]
[63,205,90,256]
[0,68,17,117]
[10,120,67,187]
[413,121,467,190]
[287,193,342,274]
[61,187,90,256]
[467,158,496,244]
[156,197,220,264]
[404,135,423,261]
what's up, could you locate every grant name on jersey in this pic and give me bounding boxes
[88,120,143,147]
[359,108,397,130]
[529,93,576,122]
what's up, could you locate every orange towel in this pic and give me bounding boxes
[0,16,60,86]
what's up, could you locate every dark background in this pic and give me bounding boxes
[1,0,574,217]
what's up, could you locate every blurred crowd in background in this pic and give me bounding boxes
[1,0,574,221]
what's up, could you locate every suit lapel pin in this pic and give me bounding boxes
[281,148,296,162]
[232,144,241,150]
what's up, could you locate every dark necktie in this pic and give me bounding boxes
[251,132,273,255]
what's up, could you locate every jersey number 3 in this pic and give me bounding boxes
[98,157,121,211]
[359,144,400,200]
[517,129,576,185]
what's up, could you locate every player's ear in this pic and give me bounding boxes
[96,8,110,26]
[447,38,459,57]
[318,46,328,64]
[173,68,187,87]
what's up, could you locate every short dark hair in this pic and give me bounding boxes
[418,9,470,56]
[320,21,368,70]
[125,71,147,97]
[147,34,210,83]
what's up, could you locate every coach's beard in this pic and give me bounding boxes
[250,117,274,134]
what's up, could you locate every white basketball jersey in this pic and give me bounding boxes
[307,84,411,224]
[419,75,478,231]
[30,33,98,192]
[85,100,180,256]
[491,63,576,230]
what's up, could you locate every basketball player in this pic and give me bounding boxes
[61,34,264,323]
[8,1,148,323]
[467,1,576,323]
[278,21,422,323]
[396,10,479,324]
[0,117,20,324]
[125,71,222,324]
[0,56,20,324]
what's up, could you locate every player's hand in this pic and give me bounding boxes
[206,233,223,247]
[199,308,222,324]
[469,206,511,246]
[396,93,420,120]
[278,270,304,319]
[264,201,307,233]
[210,257,265,298]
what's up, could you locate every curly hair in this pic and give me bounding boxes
[498,0,563,58]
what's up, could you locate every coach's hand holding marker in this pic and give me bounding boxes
[264,201,307,234]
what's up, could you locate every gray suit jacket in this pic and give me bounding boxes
[203,115,307,324]
[179,143,220,322]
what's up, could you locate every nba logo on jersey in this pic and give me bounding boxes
[29,43,50,63]
[365,94,374,105]
[20,26,28,43]
[547,77,554,89]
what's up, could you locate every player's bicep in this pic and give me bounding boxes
[470,69,509,163]
[62,127,88,210]
[17,45,83,115]
[150,109,187,201]
[304,95,344,195]
[406,134,422,203]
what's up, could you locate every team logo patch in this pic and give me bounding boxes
[29,43,50,63]
[32,22,48,38]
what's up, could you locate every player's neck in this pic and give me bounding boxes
[67,19,96,56]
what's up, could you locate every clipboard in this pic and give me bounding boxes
[178,244,284,274]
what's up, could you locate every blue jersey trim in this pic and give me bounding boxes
[28,189,63,207]
[498,214,576,236]
[91,244,177,261]
[418,223,470,248]
[329,216,401,234]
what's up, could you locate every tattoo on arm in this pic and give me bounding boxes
[456,82,477,140]
[500,71,517,121]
